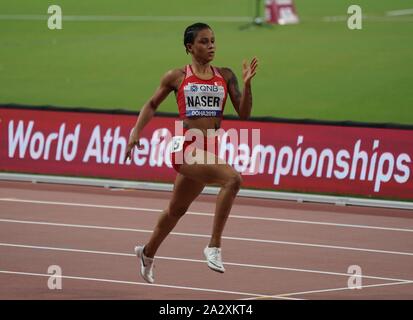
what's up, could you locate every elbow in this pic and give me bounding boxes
[148,99,158,112]
[237,103,252,120]
[141,100,157,116]
[239,112,251,120]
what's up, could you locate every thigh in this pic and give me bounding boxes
[169,173,206,210]
[179,149,240,186]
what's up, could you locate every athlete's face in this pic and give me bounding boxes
[189,28,215,62]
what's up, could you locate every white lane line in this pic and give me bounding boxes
[1,198,412,233]
[1,14,412,23]
[323,15,413,22]
[0,15,250,22]
[0,198,162,212]
[1,242,410,283]
[0,270,282,299]
[242,280,413,300]
[323,15,349,22]
[387,8,413,16]
[1,218,413,257]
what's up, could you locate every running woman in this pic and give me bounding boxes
[125,22,258,283]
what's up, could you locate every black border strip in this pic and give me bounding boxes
[2,103,413,130]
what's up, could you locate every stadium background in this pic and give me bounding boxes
[0,0,412,124]
[1,2,413,303]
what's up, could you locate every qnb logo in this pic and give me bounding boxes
[189,84,219,93]
[199,85,219,92]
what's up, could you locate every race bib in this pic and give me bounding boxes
[184,83,225,118]
[171,136,185,153]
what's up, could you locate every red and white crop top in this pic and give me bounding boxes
[176,65,228,119]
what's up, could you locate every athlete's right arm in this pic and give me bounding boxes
[124,70,180,161]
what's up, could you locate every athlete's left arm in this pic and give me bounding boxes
[222,57,258,120]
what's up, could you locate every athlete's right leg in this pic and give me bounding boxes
[143,173,205,258]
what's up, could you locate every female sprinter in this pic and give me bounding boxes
[124,22,258,283]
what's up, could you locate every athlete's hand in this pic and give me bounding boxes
[124,130,141,162]
[242,57,258,85]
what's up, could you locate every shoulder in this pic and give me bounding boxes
[160,67,186,89]
[161,67,185,82]
[216,67,236,83]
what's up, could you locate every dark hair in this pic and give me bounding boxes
[183,22,212,54]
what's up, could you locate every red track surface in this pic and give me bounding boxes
[0,180,412,300]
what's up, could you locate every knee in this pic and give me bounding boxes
[167,203,189,219]
[224,172,242,194]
